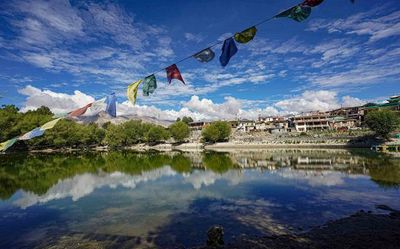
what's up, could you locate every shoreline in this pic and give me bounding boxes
[193,207,400,249]
[3,142,375,154]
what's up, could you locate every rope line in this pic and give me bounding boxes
[143,5,292,78]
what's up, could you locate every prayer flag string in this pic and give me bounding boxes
[126,0,358,105]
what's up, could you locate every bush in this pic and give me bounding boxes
[32,119,105,148]
[202,121,231,143]
[104,120,171,148]
[365,110,400,139]
[146,126,170,144]
[169,121,190,143]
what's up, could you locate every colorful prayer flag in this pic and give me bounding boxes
[275,5,312,22]
[166,64,185,85]
[69,103,93,117]
[41,118,62,130]
[193,48,215,63]
[127,79,142,105]
[219,38,238,67]
[143,75,157,96]
[106,93,117,117]
[234,26,257,44]
[18,128,45,141]
[86,98,107,115]
[301,0,324,7]
[0,138,17,152]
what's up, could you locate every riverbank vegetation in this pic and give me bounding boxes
[0,105,191,150]
[365,109,400,140]
[201,121,232,143]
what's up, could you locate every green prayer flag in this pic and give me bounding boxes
[0,138,17,152]
[143,75,157,96]
[275,5,312,22]
[234,26,257,44]
[127,79,142,105]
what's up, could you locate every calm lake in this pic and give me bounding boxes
[0,149,399,248]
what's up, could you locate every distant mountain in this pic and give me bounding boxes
[74,111,173,127]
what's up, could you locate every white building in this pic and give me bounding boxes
[293,112,331,132]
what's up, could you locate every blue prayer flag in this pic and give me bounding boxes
[18,128,45,141]
[219,38,238,67]
[106,93,117,117]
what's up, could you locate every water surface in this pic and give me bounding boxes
[0,149,399,248]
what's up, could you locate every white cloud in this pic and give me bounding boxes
[341,96,366,107]
[18,86,371,121]
[18,85,94,113]
[2,0,175,85]
[184,96,241,120]
[275,90,340,113]
[118,101,208,121]
[308,9,400,42]
[184,32,204,43]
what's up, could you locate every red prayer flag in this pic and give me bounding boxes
[301,0,324,7]
[69,103,92,117]
[166,64,185,85]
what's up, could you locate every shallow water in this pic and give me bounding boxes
[0,149,399,248]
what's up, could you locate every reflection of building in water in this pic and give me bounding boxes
[294,156,364,170]
[216,150,370,175]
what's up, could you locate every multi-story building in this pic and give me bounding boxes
[329,116,358,131]
[329,106,365,125]
[292,112,331,132]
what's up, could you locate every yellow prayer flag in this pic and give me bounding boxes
[127,79,143,105]
[41,118,62,130]
[0,138,17,152]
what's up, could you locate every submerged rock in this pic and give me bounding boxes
[206,226,224,248]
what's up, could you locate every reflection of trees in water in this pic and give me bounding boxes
[170,154,192,173]
[368,159,400,188]
[202,152,235,174]
[0,153,103,199]
[0,150,399,200]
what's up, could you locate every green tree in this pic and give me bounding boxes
[146,126,170,144]
[0,105,22,141]
[104,123,126,148]
[365,110,400,139]
[181,116,194,124]
[202,121,231,143]
[169,121,190,143]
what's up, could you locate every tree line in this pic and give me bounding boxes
[0,105,233,150]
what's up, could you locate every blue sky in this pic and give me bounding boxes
[0,0,399,120]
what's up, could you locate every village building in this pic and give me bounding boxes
[329,116,358,131]
[292,112,331,132]
[329,106,365,125]
[189,121,210,131]
[237,120,257,132]
[364,95,400,112]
